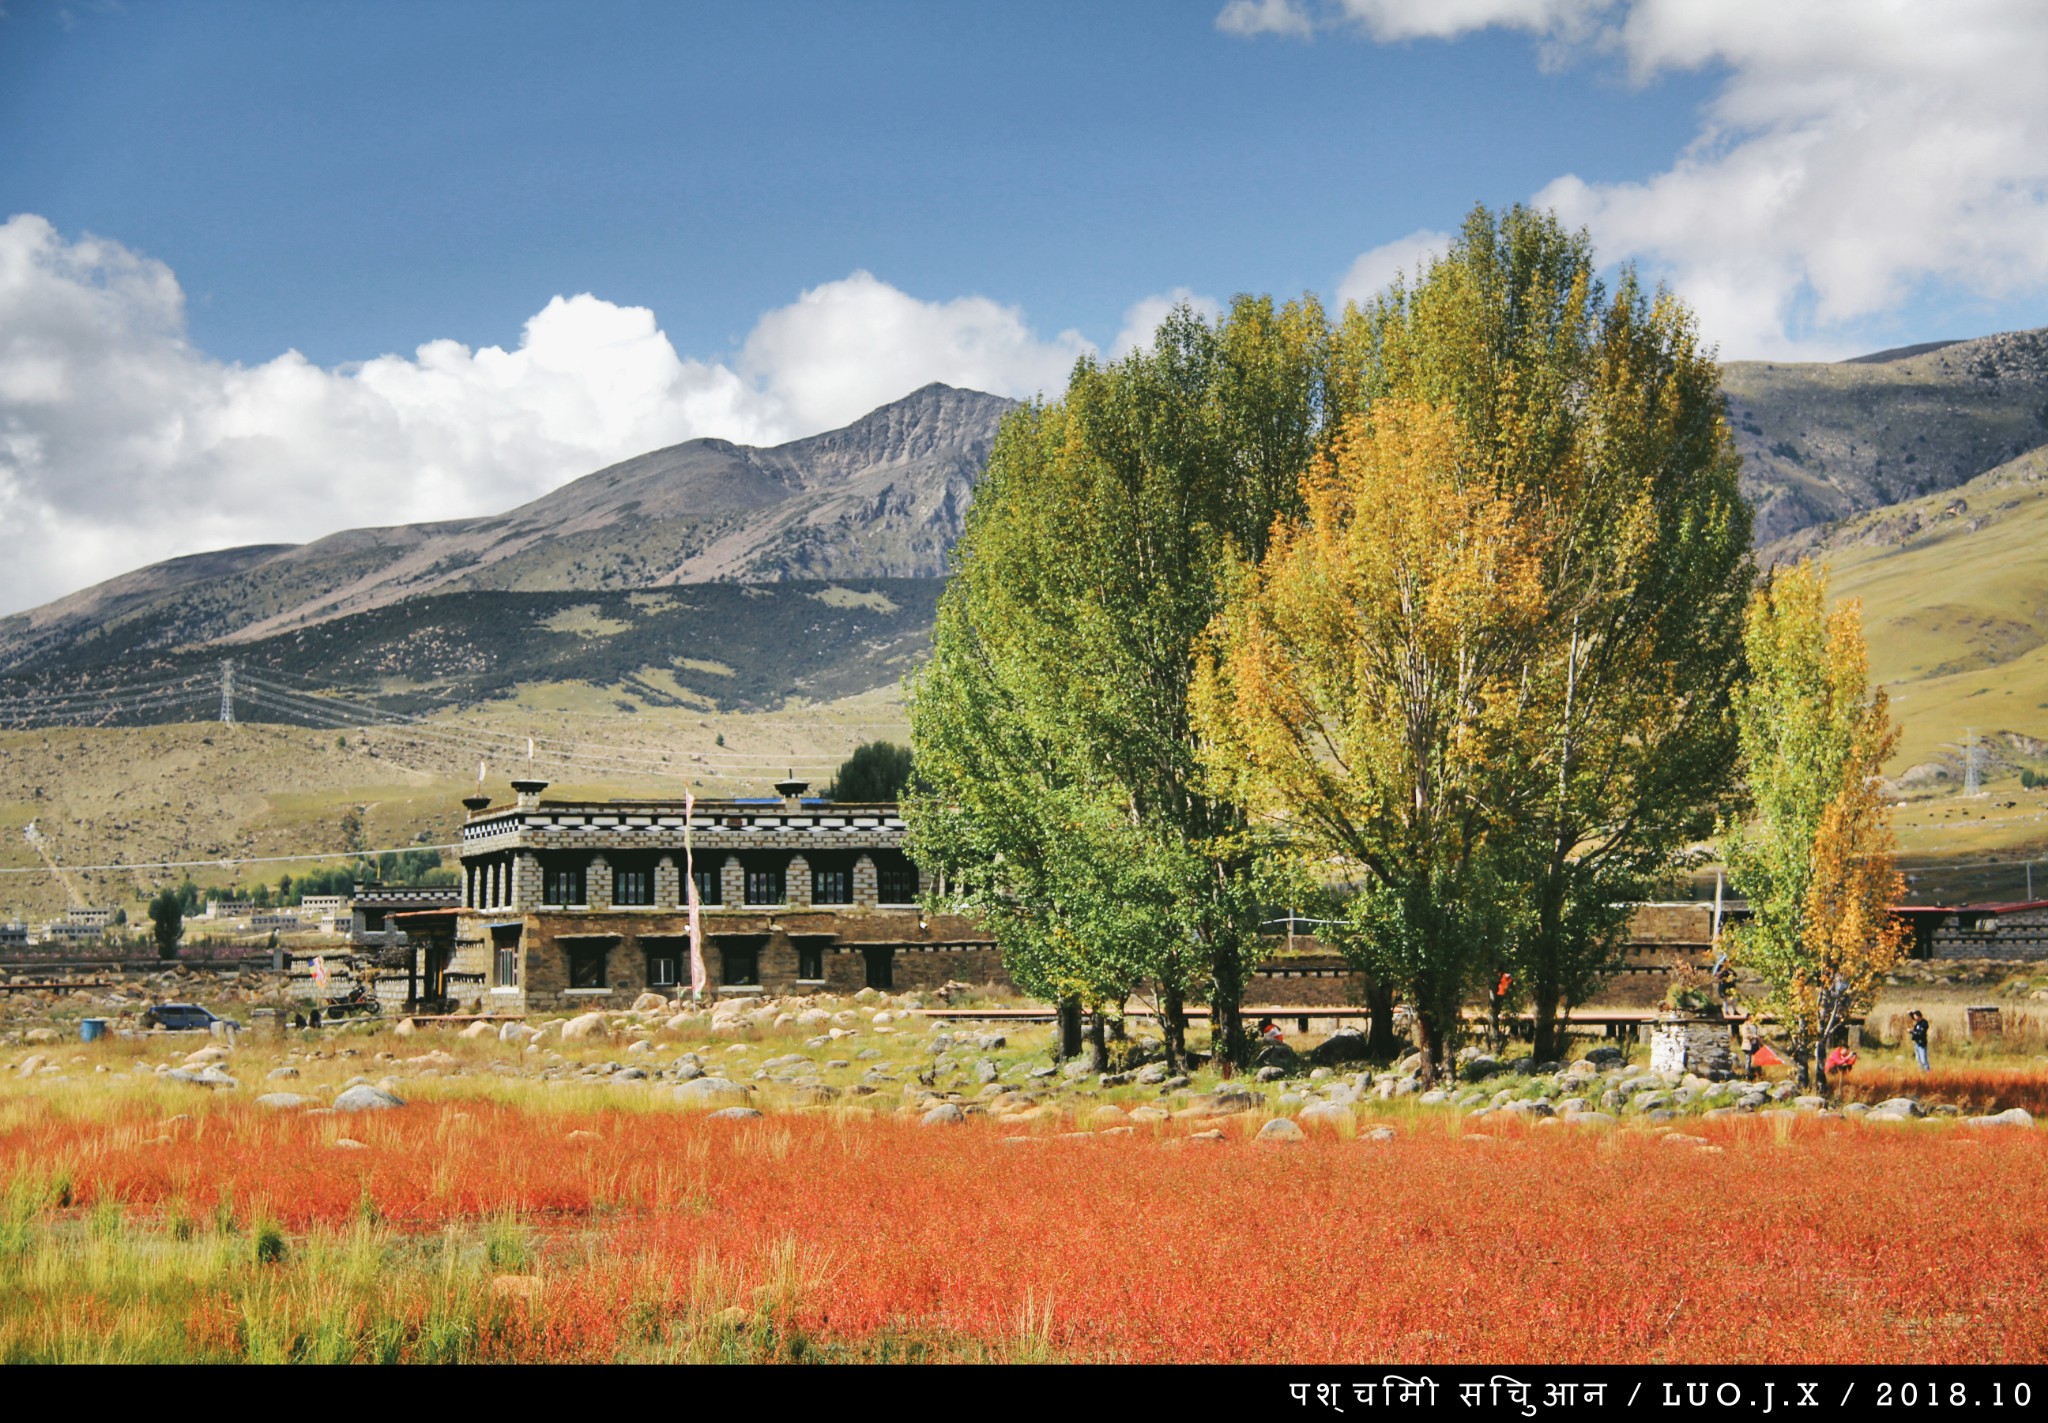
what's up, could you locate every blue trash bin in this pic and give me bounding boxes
[80,1018,108,1043]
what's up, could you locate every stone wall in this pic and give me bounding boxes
[1648,1015,1734,1078]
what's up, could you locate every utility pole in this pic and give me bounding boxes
[218,659,235,725]
[1963,727,1980,796]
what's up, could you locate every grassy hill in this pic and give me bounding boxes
[0,686,911,925]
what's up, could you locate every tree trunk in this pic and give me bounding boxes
[1210,957,1248,1069]
[1364,975,1398,1060]
[1414,1005,1447,1087]
[1530,981,1562,1065]
[1086,1011,1108,1073]
[1055,996,1083,1062]
[1161,980,1187,1075]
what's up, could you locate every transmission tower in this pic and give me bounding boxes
[218,659,235,725]
[1963,727,1980,796]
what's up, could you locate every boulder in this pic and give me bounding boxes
[1256,1117,1305,1143]
[393,1019,416,1037]
[632,992,670,1014]
[331,1138,367,1150]
[705,1106,764,1121]
[1255,1066,1289,1083]
[561,1013,609,1043]
[1963,1108,2036,1129]
[1253,1041,1300,1072]
[674,1077,749,1106]
[1088,1105,1130,1127]
[1362,1125,1398,1142]
[1567,1111,1618,1127]
[1128,1105,1171,1124]
[334,1084,404,1111]
[461,1021,494,1040]
[1297,1102,1351,1128]
[1501,1099,1553,1118]
[23,1028,58,1045]
[1874,1097,1925,1118]
[255,1093,307,1110]
[921,1103,966,1127]
[1309,1029,1372,1066]
[1462,1056,1500,1082]
[15,1055,47,1076]
[266,1066,300,1080]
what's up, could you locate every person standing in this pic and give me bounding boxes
[1739,1016,1762,1081]
[1909,1010,1930,1072]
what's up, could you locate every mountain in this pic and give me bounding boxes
[0,382,1015,674]
[9,330,2048,728]
[1726,326,2048,547]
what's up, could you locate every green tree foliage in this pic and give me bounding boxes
[1198,205,1752,1074]
[828,741,914,802]
[147,888,184,961]
[908,296,1332,1067]
[1333,206,1753,1062]
[1724,561,1906,1090]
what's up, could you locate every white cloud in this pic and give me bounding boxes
[1240,0,2048,358]
[737,271,1088,435]
[0,216,1099,615]
[1216,0,1314,39]
[1335,228,1450,309]
[1110,287,1226,358]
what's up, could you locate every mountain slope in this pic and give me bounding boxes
[0,383,1014,672]
[1791,443,2048,780]
[1725,326,2048,545]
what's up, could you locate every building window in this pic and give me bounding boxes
[812,865,852,905]
[877,862,919,904]
[745,865,785,906]
[862,945,894,991]
[690,864,720,906]
[544,865,586,907]
[615,868,652,906]
[797,942,825,980]
[492,926,521,988]
[567,944,608,989]
[721,942,759,986]
[647,952,679,988]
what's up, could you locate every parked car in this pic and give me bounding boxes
[141,1003,242,1033]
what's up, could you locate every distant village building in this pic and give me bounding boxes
[251,913,306,934]
[38,918,106,943]
[0,923,29,950]
[203,899,259,920]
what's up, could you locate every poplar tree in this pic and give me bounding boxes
[907,297,1330,1068]
[1724,561,1906,1091]
[1201,205,1751,1072]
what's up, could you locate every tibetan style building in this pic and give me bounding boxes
[443,777,1003,1013]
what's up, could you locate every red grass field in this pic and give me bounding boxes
[4,1101,2045,1363]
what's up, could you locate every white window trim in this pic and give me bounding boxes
[564,987,615,996]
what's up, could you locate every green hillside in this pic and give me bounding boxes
[1801,444,2048,783]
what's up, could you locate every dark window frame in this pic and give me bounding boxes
[566,944,608,989]
[543,865,587,907]
[720,942,760,986]
[811,864,853,905]
[690,864,721,906]
[744,864,786,906]
[797,942,825,981]
[876,862,919,905]
[613,867,653,906]
[646,952,680,988]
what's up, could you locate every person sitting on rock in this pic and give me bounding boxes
[1824,1044,1857,1080]
[1257,1017,1284,1044]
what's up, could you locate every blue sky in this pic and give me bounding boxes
[2,0,2046,612]
[1,0,1724,366]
